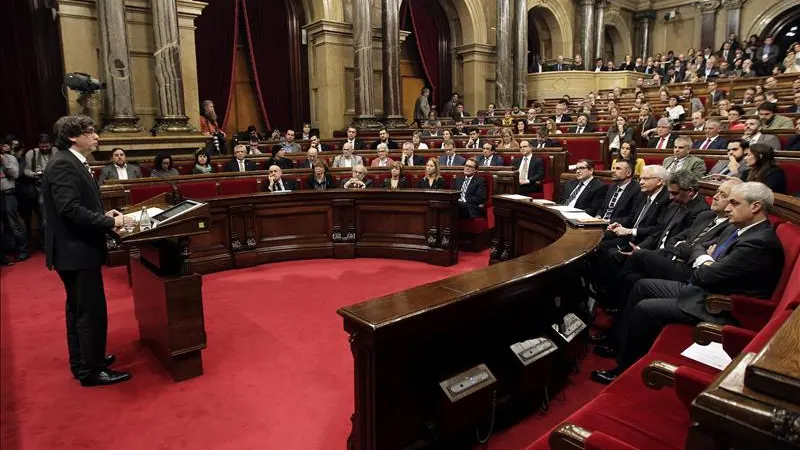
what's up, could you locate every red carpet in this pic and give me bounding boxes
[1,252,604,450]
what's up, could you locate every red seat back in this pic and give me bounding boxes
[564,137,603,165]
[773,223,800,310]
[129,185,172,204]
[179,181,219,200]
[219,178,259,196]
[779,160,800,195]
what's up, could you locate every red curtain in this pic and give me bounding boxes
[402,0,452,110]
[0,0,66,146]
[195,0,239,130]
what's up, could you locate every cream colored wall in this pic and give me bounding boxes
[57,0,203,134]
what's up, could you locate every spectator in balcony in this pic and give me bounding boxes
[593,57,606,72]
[613,140,645,177]
[151,153,180,177]
[572,54,585,70]
[306,160,333,191]
[342,164,372,189]
[548,55,571,72]
[741,143,787,194]
[784,42,800,73]
[383,161,409,190]
[737,58,756,78]
[191,149,214,174]
[417,158,445,189]
[333,142,363,169]
[756,35,779,75]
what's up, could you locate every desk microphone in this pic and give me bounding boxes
[153,171,183,205]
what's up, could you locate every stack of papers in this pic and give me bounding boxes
[680,342,733,370]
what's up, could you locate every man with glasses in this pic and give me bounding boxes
[662,137,706,178]
[476,143,504,167]
[558,160,606,216]
[512,141,544,196]
[452,158,486,218]
[43,115,134,386]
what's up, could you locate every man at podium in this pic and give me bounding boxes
[43,115,134,387]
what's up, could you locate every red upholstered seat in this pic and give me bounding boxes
[129,185,172,204]
[780,159,800,195]
[174,163,194,175]
[179,181,218,200]
[564,137,604,165]
[140,165,152,177]
[219,178,259,196]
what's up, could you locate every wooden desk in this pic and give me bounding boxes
[338,195,603,450]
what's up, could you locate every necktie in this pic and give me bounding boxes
[603,186,623,220]
[484,158,490,167]
[239,160,245,172]
[668,159,679,173]
[577,127,583,134]
[460,177,470,202]
[657,137,665,149]
[633,197,652,228]
[83,161,92,174]
[566,182,584,205]
[701,138,711,150]
[691,219,721,245]
[519,157,529,185]
[659,208,683,249]
[711,231,738,259]
[447,156,453,166]
[277,181,283,191]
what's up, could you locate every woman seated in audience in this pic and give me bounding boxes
[612,139,645,176]
[417,158,445,189]
[191,149,214,174]
[501,110,514,126]
[684,63,700,83]
[638,105,658,138]
[786,117,800,151]
[754,84,764,95]
[151,153,179,177]
[726,106,746,131]
[439,129,453,148]
[412,131,429,150]
[370,143,394,167]
[664,96,686,126]
[383,161,408,190]
[306,160,333,191]
[784,42,800,73]
[740,143,787,194]
[715,99,731,118]
[544,118,562,135]
[514,119,527,137]
[606,116,634,153]
[497,128,519,150]
[631,97,644,112]
[658,88,669,102]
[342,164,373,189]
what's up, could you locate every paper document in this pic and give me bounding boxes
[124,207,164,223]
[561,211,599,221]
[501,194,536,201]
[548,205,583,212]
[531,199,555,205]
[680,342,733,370]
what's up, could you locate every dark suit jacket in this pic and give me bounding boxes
[417,177,446,189]
[438,154,467,167]
[476,154,505,167]
[697,68,720,80]
[741,165,788,195]
[706,90,726,104]
[647,134,677,149]
[383,177,409,189]
[370,139,399,150]
[638,195,710,250]
[42,149,115,271]
[512,155,545,194]
[692,136,729,150]
[400,154,426,166]
[264,178,298,192]
[548,63,571,72]
[343,139,366,150]
[569,124,596,133]
[531,139,559,149]
[615,188,671,244]
[559,177,606,216]
[265,157,295,170]
[223,158,258,172]
[666,211,732,262]
[679,221,784,323]
[598,181,641,222]
[619,62,636,71]
[756,44,779,65]
[97,163,142,185]
[452,175,487,218]
[341,178,373,189]
[552,114,572,123]
[306,174,333,190]
[297,160,316,169]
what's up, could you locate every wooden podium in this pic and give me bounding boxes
[117,193,211,382]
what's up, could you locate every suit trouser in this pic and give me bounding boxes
[1,190,28,254]
[614,279,698,370]
[615,249,692,308]
[58,268,108,378]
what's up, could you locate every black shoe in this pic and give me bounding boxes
[79,369,132,387]
[0,258,14,267]
[590,368,620,385]
[593,344,618,358]
[15,253,30,262]
[590,332,610,343]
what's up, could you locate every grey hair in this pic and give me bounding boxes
[667,169,700,191]
[642,164,668,182]
[657,117,673,128]
[675,135,693,148]
[731,182,774,212]
[376,143,388,151]
[706,118,722,128]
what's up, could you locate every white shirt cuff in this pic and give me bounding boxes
[693,254,714,268]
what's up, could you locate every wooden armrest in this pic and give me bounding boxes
[704,294,732,314]
[693,322,723,346]
[550,423,591,450]
[642,360,679,390]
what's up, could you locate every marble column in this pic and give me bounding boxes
[97,0,141,132]
[635,11,656,60]
[351,0,379,127]
[495,0,513,109]
[594,0,609,62]
[722,0,746,38]
[695,1,721,51]
[513,0,528,107]
[150,0,193,133]
[381,0,405,128]
[580,0,596,64]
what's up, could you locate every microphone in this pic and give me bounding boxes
[152,170,183,206]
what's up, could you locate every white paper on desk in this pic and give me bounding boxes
[548,205,583,212]
[531,199,555,205]
[680,342,733,370]
[501,194,536,201]
[561,211,598,221]
[124,207,164,222]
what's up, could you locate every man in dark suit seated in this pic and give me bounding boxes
[601,164,671,248]
[370,128,399,150]
[591,181,785,384]
[399,142,425,167]
[438,141,466,167]
[569,114,595,133]
[452,158,487,218]
[558,159,606,216]
[512,141,545,195]
[552,102,572,123]
[465,129,483,149]
[297,148,319,170]
[692,119,729,150]
[223,144,258,172]
[43,115,134,386]
[530,127,559,149]
[264,165,297,192]
[705,80,726,105]
[646,118,677,150]
[476,143,504,167]
[548,55,571,72]
[597,160,641,222]
[343,126,366,150]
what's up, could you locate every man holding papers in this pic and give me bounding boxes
[558,160,606,216]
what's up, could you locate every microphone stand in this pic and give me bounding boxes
[153,170,183,206]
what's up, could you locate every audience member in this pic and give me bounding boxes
[512,141,545,195]
[453,158,487,218]
[417,158,446,189]
[438,141,466,167]
[741,118,781,151]
[264,165,297,192]
[607,116,634,153]
[693,119,729,150]
[344,126,366,150]
[647,118,677,149]
[663,136,707,177]
[709,139,748,177]
[297,148,319,169]
[400,142,425,166]
[281,129,301,153]
[371,128,399,150]
[476,143,504,167]
[613,140,645,176]
[151,153,180,177]
[559,159,606,216]
[758,101,794,130]
[741,143,787,194]
[266,145,295,170]
[333,142,364,168]
[306,160,333,191]
[370,144,393,167]
[597,160,641,222]
[191,149,214,174]
[342,164,372,189]
[383,161,409,190]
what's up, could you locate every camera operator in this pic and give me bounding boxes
[23,134,57,247]
[1,138,30,264]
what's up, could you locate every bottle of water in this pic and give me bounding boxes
[139,207,152,231]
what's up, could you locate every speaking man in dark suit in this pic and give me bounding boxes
[223,145,258,172]
[591,181,784,384]
[452,158,487,218]
[512,141,545,195]
[43,115,134,386]
[558,159,606,216]
[596,160,641,223]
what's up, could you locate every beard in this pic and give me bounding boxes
[204,109,218,123]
